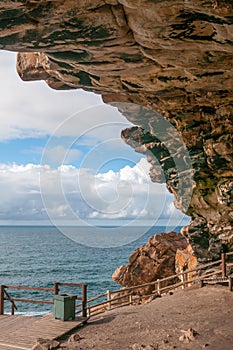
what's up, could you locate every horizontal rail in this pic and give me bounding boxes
[111,281,159,295]
[87,292,133,310]
[76,303,83,308]
[4,285,54,292]
[158,270,222,293]
[6,297,53,305]
[87,292,107,304]
[107,301,133,311]
[75,308,83,315]
[56,282,86,288]
[89,301,134,316]
[226,252,233,256]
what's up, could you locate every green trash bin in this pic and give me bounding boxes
[53,294,77,321]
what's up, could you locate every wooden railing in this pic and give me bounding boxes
[0,282,87,317]
[1,252,232,318]
[83,252,233,317]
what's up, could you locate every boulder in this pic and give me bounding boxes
[112,232,196,294]
[32,338,60,350]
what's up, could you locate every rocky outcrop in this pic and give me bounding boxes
[121,116,233,261]
[0,0,232,260]
[112,232,197,293]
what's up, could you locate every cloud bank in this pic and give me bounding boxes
[0,159,189,228]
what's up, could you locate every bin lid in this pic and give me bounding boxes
[53,294,77,301]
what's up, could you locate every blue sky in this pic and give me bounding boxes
[0,50,190,228]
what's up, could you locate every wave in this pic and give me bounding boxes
[6,310,51,317]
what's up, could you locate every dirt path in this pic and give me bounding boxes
[59,285,233,350]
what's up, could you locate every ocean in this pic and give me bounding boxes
[0,226,181,316]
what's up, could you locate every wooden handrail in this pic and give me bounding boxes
[87,292,107,304]
[4,285,54,292]
[0,281,88,317]
[85,253,233,317]
[8,298,53,305]
[226,252,233,256]
[56,282,86,288]
[86,268,226,316]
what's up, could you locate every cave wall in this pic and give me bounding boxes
[0,0,232,260]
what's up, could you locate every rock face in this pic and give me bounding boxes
[0,0,232,260]
[121,118,233,261]
[112,232,197,293]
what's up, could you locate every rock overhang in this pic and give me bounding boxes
[0,0,232,259]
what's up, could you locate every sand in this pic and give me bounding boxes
[60,285,233,350]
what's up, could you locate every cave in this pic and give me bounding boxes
[0,0,232,263]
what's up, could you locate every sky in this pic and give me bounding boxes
[0,50,189,229]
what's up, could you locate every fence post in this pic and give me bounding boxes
[11,302,15,316]
[157,279,161,295]
[87,306,91,317]
[184,272,188,288]
[0,285,4,315]
[129,294,133,305]
[82,284,87,318]
[54,282,59,295]
[229,277,233,292]
[107,290,111,310]
[222,253,226,278]
[181,270,185,289]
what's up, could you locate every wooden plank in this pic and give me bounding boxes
[0,343,31,350]
[0,314,87,349]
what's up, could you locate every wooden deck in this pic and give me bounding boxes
[0,314,87,350]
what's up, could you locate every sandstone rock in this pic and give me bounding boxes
[175,243,198,281]
[132,344,158,350]
[68,333,81,343]
[32,338,60,350]
[179,328,198,343]
[0,1,232,259]
[132,345,141,350]
[112,232,195,293]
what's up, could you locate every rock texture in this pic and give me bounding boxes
[0,0,232,259]
[112,232,197,293]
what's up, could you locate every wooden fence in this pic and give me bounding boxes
[0,252,233,319]
[83,252,233,317]
[0,282,87,317]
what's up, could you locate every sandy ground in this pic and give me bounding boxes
[60,285,233,350]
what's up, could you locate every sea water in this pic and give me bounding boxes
[0,226,181,316]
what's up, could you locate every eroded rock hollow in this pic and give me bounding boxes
[0,0,232,261]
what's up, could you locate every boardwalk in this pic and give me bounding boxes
[0,314,87,350]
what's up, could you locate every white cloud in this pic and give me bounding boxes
[0,159,189,227]
[0,51,190,234]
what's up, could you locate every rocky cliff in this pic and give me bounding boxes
[0,0,232,260]
[112,231,197,293]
